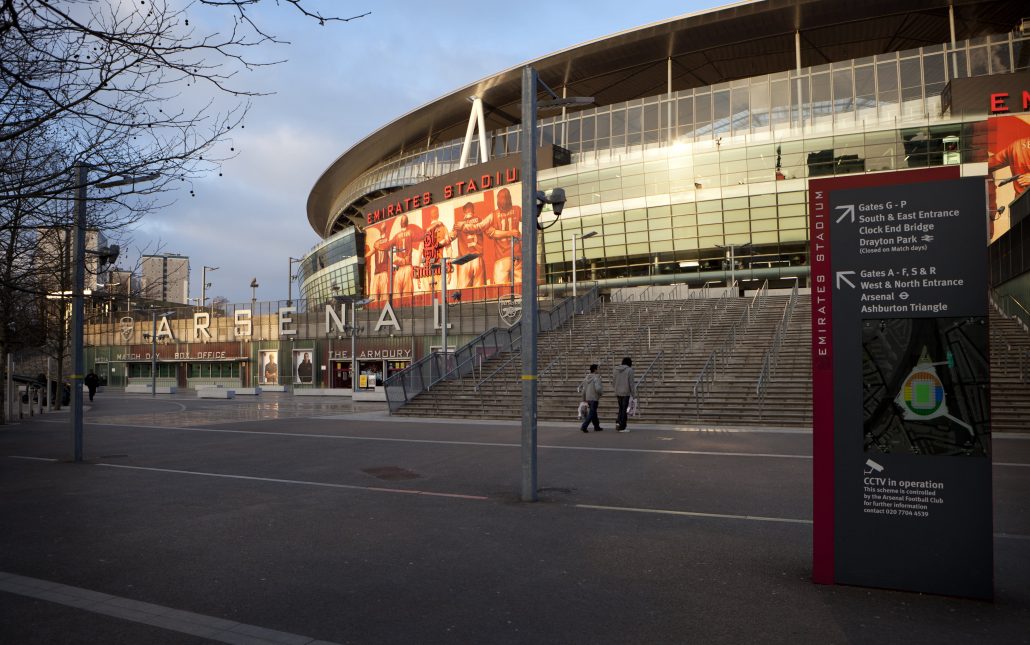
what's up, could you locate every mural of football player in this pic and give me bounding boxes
[449,201,491,288]
[388,214,422,301]
[486,187,522,285]
[418,205,450,294]
[366,234,391,302]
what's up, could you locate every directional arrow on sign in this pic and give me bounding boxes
[836,271,856,289]
[835,204,855,223]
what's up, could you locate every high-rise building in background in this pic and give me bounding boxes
[141,254,190,304]
[34,228,108,292]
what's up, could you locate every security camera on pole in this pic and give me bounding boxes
[519,65,587,501]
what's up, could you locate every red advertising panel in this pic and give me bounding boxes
[364,184,524,307]
[988,114,1030,241]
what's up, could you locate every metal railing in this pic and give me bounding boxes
[460,286,601,398]
[756,278,800,414]
[634,350,665,406]
[692,349,719,420]
[385,324,520,412]
[992,291,1030,335]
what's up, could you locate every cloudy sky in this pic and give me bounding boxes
[129,0,714,304]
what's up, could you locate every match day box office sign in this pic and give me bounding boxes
[810,167,993,600]
[115,342,247,362]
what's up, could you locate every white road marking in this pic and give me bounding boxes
[96,463,489,501]
[60,422,816,460]
[9,455,59,462]
[576,504,1030,539]
[0,571,341,644]
[22,421,1030,466]
[576,503,813,525]
[9,458,1028,540]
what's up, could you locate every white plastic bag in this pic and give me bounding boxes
[627,396,639,417]
[577,400,588,420]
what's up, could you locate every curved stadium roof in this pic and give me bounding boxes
[307,0,1023,237]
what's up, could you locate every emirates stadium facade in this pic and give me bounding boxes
[79,0,1030,393]
[300,0,1029,305]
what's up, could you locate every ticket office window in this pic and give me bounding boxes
[386,360,409,380]
[129,363,176,378]
[357,360,383,390]
[187,363,240,378]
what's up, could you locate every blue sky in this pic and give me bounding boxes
[131,0,717,303]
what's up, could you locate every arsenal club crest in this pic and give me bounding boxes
[498,294,522,327]
[119,316,135,341]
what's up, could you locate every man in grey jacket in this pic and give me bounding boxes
[613,357,637,432]
[577,364,604,433]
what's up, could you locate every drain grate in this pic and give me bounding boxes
[362,466,421,481]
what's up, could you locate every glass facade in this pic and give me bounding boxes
[297,227,363,302]
[312,31,1027,292]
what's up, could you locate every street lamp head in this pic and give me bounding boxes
[537,96,595,110]
[250,278,259,288]
[332,295,372,307]
[96,172,160,189]
[582,230,598,239]
[452,253,480,266]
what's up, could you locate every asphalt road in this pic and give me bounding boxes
[0,393,1027,644]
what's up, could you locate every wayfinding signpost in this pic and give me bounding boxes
[810,167,993,599]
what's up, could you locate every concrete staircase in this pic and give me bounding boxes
[395,293,814,427]
[395,294,1029,433]
[989,305,1030,433]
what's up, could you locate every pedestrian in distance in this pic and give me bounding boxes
[84,370,100,402]
[613,357,637,432]
[577,363,604,432]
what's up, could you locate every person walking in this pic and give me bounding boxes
[613,357,637,432]
[577,364,604,433]
[84,371,100,402]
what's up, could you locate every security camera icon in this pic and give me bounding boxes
[864,459,884,475]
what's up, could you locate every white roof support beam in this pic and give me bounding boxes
[458,97,490,169]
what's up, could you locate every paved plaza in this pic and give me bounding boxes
[0,392,1027,644]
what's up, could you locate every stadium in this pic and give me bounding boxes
[81,0,1029,422]
[301,0,1028,304]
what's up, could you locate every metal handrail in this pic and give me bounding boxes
[692,349,719,420]
[753,279,769,315]
[385,322,518,411]
[474,348,521,393]
[470,285,599,395]
[997,293,1030,333]
[538,352,570,390]
[634,350,665,403]
[756,279,801,412]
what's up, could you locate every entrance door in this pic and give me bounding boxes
[330,360,352,389]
